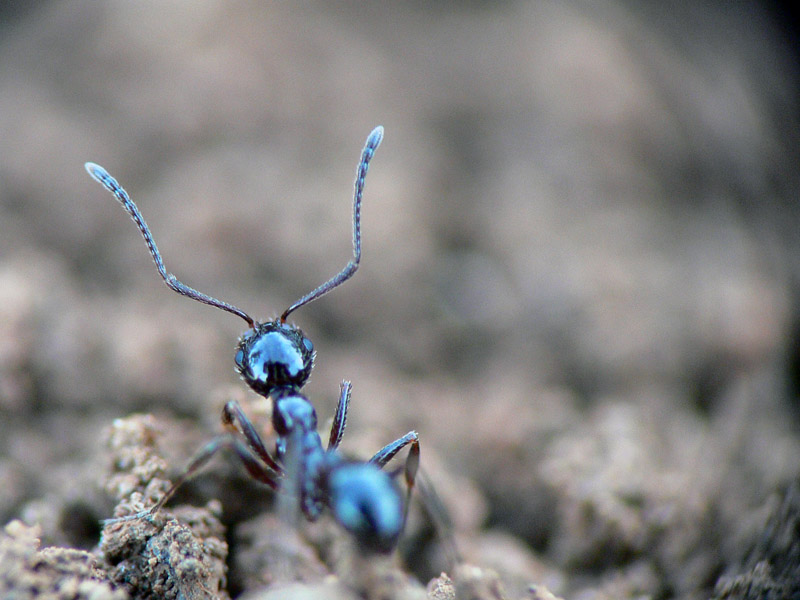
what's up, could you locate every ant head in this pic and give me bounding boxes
[327,462,403,553]
[234,321,315,398]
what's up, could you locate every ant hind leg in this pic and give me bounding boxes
[104,433,280,526]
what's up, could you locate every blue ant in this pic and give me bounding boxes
[86,127,420,553]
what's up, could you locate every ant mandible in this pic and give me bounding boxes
[85,127,420,553]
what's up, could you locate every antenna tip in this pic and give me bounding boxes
[84,162,107,181]
[368,126,384,146]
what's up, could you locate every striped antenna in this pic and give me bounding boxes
[85,162,255,328]
[280,126,384,322]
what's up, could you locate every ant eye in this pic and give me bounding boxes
[303,337,314,353]
[234,349,245,371]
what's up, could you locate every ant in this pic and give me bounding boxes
[85,126,420,553]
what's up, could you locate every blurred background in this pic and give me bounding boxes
[1,2,799,598]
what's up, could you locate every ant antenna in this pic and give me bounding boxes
[279,126,384,323]
[84,162,256,329]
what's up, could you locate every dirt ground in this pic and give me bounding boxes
[2,2,800,599]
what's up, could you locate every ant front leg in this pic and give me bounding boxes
[223,400,283,475]
[328,381,352,451]
[327,382,420,498]
[370,431,420,486]
[369,430,421,529]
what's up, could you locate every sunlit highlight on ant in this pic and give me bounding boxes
[86,127,420,553]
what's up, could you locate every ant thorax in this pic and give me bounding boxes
[234,321,315,397]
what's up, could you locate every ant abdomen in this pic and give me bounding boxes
[326,462,404,553]
[234,321,315,397]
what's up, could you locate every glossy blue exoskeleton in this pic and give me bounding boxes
[86,127,419,553]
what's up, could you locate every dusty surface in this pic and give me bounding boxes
[1,2,800,599]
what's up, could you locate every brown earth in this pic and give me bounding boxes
[1,3,800,599]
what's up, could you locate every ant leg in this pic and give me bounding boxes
[223,400,283,474]
[370,431,420,474]
[104,434,279,525]
[369,431,421,530]
[327,381,351,451]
